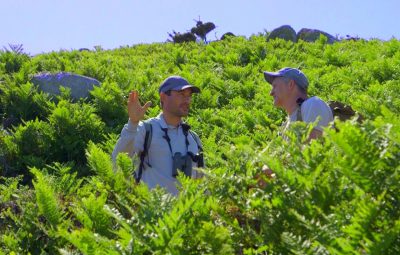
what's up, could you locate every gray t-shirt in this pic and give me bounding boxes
[112,113,202,195]
[288,96,333,131]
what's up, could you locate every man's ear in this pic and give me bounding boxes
[160,92,166,107]
[288,79,296,90]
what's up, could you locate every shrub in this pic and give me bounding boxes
[48,100,105,176]
[1,119,55,181]
[0,81,54,129]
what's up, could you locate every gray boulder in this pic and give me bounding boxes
[31,72,100,100]
[297,28,338,44]
[267,25,297,42]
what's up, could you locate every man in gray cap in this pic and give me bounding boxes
[263,67,333,140]
[255,67,334,187]
[112,75,203,196]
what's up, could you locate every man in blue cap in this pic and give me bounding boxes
[263,67,333,140]
[255,67,334,187]
[112,75,203,196]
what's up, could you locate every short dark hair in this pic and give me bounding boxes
[160,90,171,108]
[281,76,307,94]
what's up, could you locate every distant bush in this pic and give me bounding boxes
[0,44,30,74]
[168,19,216,43]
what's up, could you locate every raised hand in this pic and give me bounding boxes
[127,91,152,124]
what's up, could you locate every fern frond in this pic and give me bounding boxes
[45,162,83,195]
[149,194,197,253]
[31,167,61,227]
[368,218,400,255]
[86,142,114,183]
[58,228,119,255]
[0,176,20,202]
[74,193,112,237]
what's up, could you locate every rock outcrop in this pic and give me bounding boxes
[31,72,100,100]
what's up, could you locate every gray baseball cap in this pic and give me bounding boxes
[263,67,309,90]
[158,76,201,94]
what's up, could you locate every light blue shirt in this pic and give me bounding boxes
[112,113,202,195]
[289,96,334,131]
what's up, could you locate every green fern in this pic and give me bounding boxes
[31,167,61,227]
[86,142,114,183]
[0,176,20,202]
[74,193,112,237]
[368,219,400,255]
[58,228,119,255]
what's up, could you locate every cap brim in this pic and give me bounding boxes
[263,71,281,84]
[175,85,201,93]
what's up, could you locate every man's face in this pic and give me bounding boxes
[162,88,193,117]
[269,77,291,108]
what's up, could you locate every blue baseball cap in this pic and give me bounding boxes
[158,76,201,94]
[263,67,309,90]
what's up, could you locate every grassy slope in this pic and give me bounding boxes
[0,35,399,254]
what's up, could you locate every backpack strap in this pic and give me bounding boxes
[296,97,307,122]
[182,123,204,168]
[189,130,203,152]
[136,121,152,183]
[188,129,204,168]
[181,123,202,151]
[136,121,203,183]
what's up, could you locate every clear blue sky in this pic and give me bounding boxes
[1,0,399,55]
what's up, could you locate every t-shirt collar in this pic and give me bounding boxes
[158,113,183,129]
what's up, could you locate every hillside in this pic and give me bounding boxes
[1,34,400,254]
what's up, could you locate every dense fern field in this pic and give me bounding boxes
[1,34,400,254]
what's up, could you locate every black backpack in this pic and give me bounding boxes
[135,120,203,183]
[296,98,363,123]
[328,100,363,123]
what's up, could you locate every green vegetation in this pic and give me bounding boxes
[1,34,399,254]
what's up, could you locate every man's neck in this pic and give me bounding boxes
[162,112,182,127]
[286,101,299,115]
[285,94,308,115]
